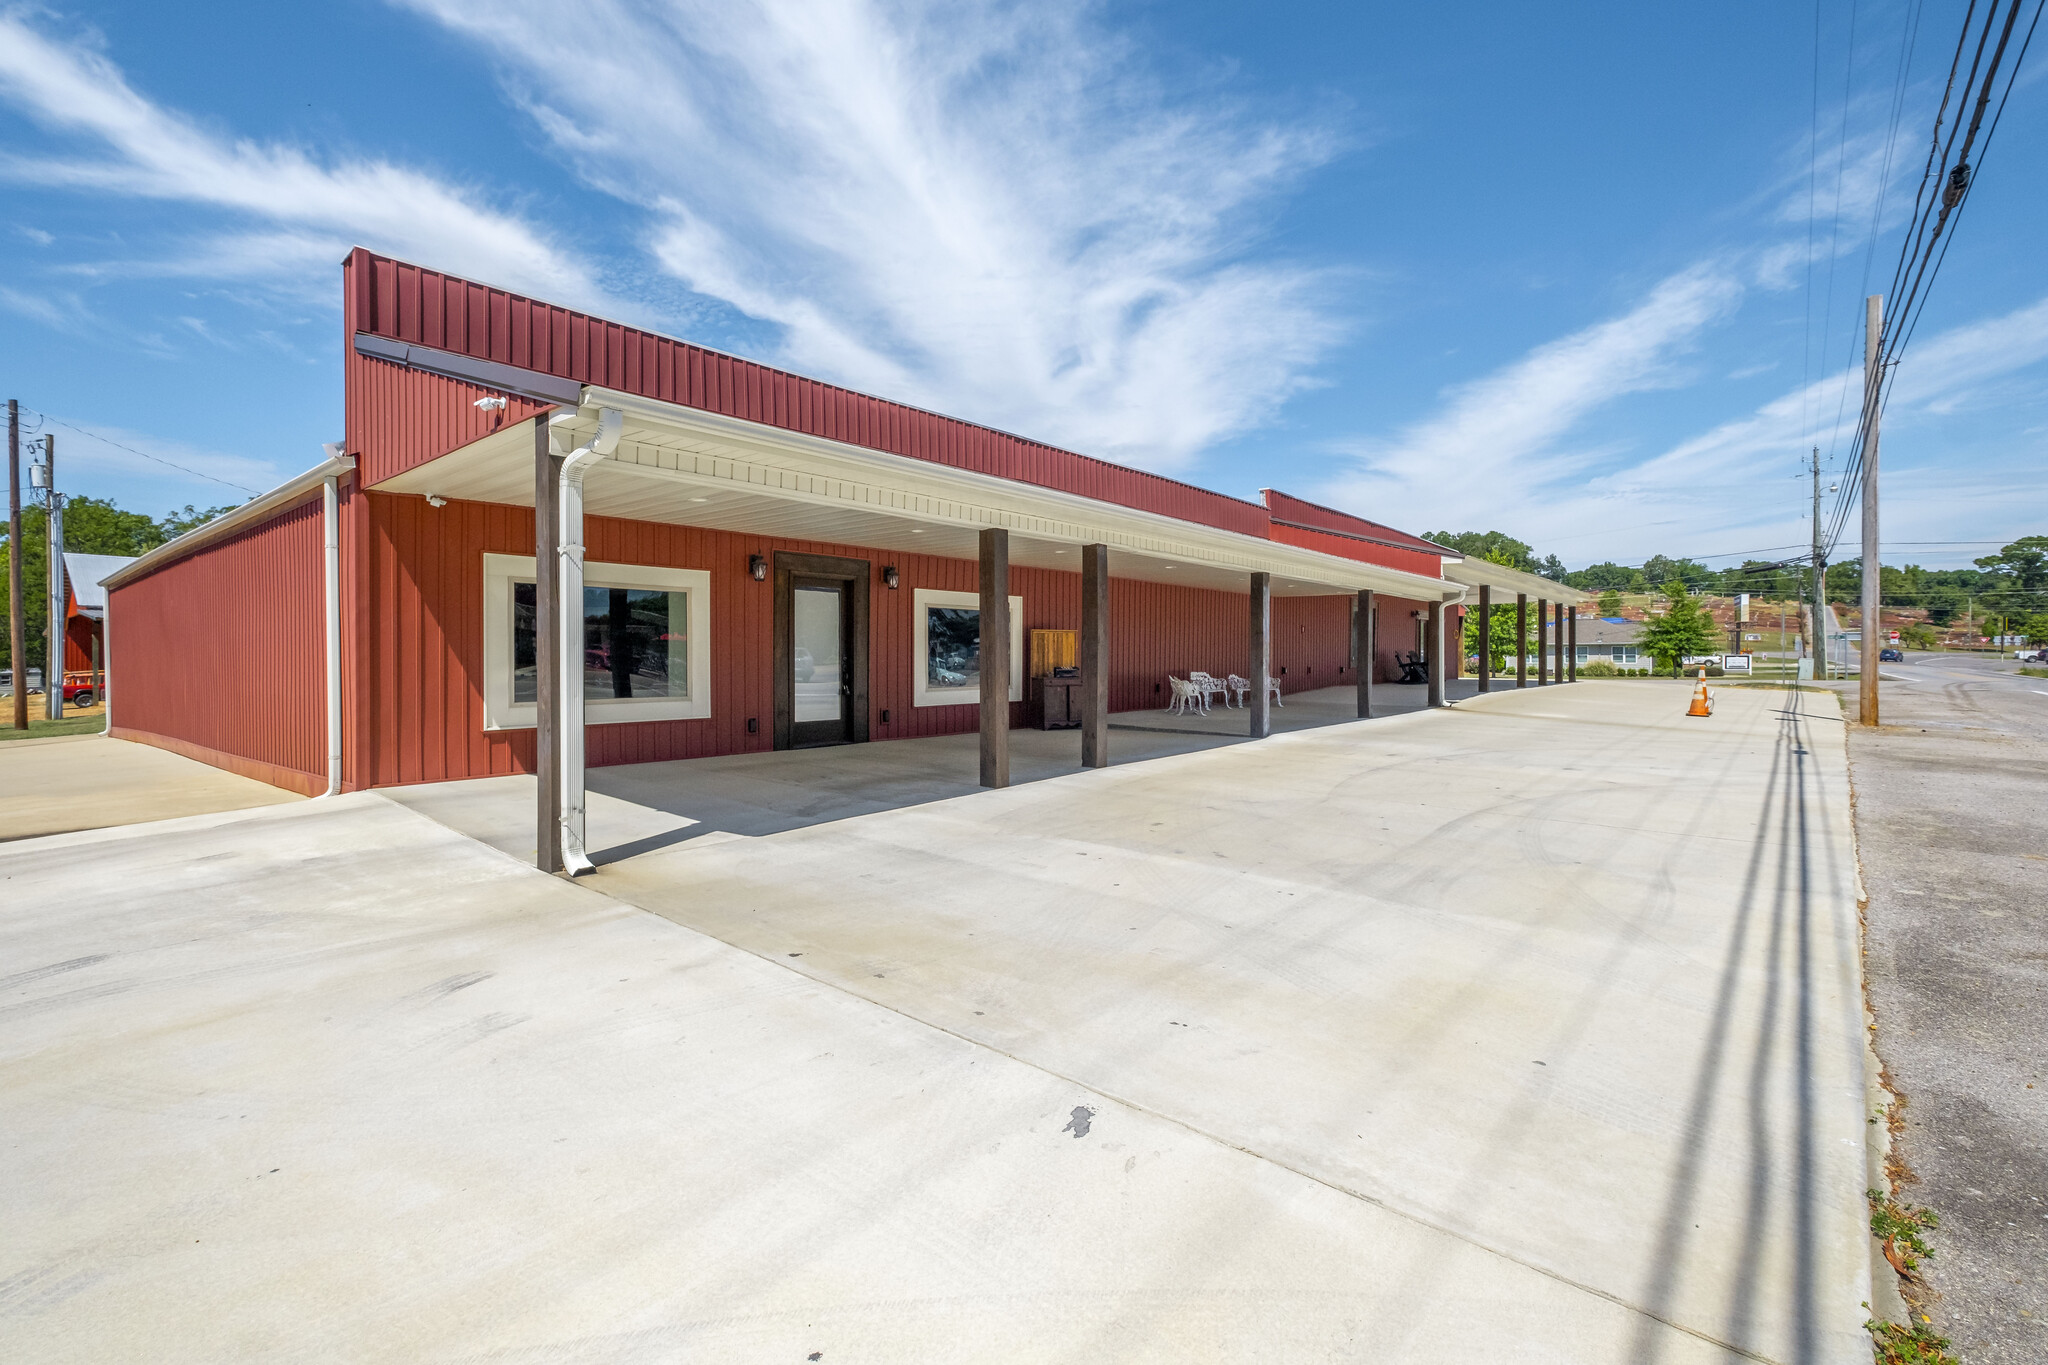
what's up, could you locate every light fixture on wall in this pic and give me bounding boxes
[425,494,447,509]
[472,395,507,412]
[882,566,900,589]
[749,554,768,582]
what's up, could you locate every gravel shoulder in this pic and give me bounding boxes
[1849,653,2048,1361]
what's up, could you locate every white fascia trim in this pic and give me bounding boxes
[566,387,1460,602]
[100,455,358,591]
[1443,560,1590,605]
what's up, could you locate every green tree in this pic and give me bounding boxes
[1975,535,2048,618]
[1637,580,1719,676]
[1,496,235,670]
[1596,589,1623,616]
[1463,599,1531,672]
[1423,530,1537,573]
[1565,561,1635,590]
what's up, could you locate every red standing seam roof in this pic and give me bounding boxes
[343,248,1276,540]
[1259,490,1457,557]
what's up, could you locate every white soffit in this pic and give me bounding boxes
[374,392,1459,602]
[1442,559,1591,606]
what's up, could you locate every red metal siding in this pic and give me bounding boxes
[1263,490,1450,558]
[1268,521,1442,578]
[356,493,1360,787]
[107,498,327,795]
[343,249,1271,538]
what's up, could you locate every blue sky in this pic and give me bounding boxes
[2,1,2042,570]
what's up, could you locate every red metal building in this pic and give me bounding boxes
[102,251,1568,805]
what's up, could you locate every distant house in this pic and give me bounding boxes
[1573,617,1644,670]
[62,553,137,673]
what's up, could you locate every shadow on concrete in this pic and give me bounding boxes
[386,678,1537,866]
[1630,682,1825,1363]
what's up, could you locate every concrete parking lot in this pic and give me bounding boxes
[2,681,1876,1362]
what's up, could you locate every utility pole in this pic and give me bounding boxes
[44,434,63,720]
[1809,447,1826,681]
[1859,295,1882,725]
[8,399,24,730]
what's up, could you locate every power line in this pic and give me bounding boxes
[1820,0,2041,559]
[18,409,260,496]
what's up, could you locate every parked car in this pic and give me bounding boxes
[1878,647,1904,663]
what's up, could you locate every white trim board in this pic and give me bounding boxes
[482,553,713,730]
[912,588,1024,708]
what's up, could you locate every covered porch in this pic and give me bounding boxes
[384,679,1485,866]
[375,382,1463,873]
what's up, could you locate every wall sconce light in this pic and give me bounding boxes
[749,554,768,582]
[882,565,900,589]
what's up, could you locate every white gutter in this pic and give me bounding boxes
[101,455,358,590]
[1442,559,1590,606]
[565,388,1462,603]
[101,592,112,737]
[550,407,623,876]
[320,472,342,797]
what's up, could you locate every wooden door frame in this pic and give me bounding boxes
[772,551,871,750]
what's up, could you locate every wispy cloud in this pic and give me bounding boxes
[396,0,1345,471]
[0,13,603,308]
[27,415,283,496]
[1320,264,1744,524]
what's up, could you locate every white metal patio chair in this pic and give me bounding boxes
[1166,675,1207,716]
[1187,671,1232,709]
[1226,674,1283,708]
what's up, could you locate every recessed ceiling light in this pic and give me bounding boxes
[689,496,709,503]
[910,529,924,534]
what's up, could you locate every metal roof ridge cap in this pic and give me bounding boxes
[100,455,356,591]
[577,387,1450,596]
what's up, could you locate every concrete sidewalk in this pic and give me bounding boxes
[1,681,1874,1362]
[0,732,301,841]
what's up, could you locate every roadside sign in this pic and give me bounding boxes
[1745,633,1761,641]
[1721,655,1753,674]
[1889,632,1899,643]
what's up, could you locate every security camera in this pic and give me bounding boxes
[473,395,508,412]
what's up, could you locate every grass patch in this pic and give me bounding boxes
[1866,1317,1957,1365]
[0,712,108,742]
[2019,666,2048,679]
[1869,1187,1938,1274]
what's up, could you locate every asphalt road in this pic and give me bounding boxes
[1849,652,2048,1361]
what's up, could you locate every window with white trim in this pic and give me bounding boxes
[912,588,1024,707]
[482,553,712,730]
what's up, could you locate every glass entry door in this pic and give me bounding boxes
[790,576,852,747]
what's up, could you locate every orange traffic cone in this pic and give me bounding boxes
[1687,667,1713,717]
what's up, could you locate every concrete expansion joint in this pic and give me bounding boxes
[563,851,1785,1364]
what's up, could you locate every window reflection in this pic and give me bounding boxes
[513,582,689,704]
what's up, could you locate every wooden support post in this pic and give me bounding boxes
[979,527,1010,788]
[1515,593,1527,689]
[1536,598,1549,685]
[1553,600,1565,684]
[1080,542,1109,769]
[1568,607,1578,682]
[1354,588,1374,718]
[1249,571,1271,738]
[1426,599,1445,707]
[1477,585,1492,692]
[533,416,563,873]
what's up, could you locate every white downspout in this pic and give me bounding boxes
[552,407,622,875]
[320,474,342,797]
